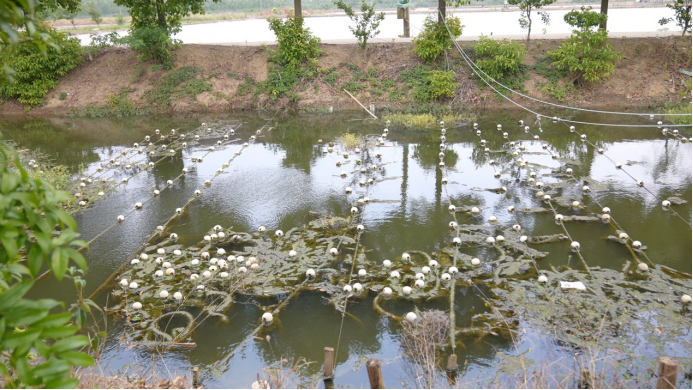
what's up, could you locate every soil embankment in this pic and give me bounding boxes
[1,36,690,116]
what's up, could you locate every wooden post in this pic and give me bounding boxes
[656,356,678,389]
[366,359,385,389]
[438,0,446,25]
[446,354,457,384]
[294,0,302,17]
[324,347,334,379]
[578,369,592,389]
[403,7,410,38]
[192,366,199,388]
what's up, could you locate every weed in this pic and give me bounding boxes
[182,79,212,98]
[313,84,319,94]
[131,65,146,83]
[144,66,200,106]
[236,76,256,96]
[324,73,338,87]
[366,67,379,79]
[149,64,164,73]
[226,71,239,79]
[59,92,67,100]
[337,133,364,149]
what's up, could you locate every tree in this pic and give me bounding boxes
[294,0,301,17]
[52,6,81,29]
[86,2,102,27]
[599,0,608,29]
[508,0,555,42]
[659,0,691,37]
[113,0,219,34]
[334,0,385,49]
[0,140,94,388]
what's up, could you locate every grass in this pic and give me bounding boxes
[336,133,363,149]
[144,66,211,106]
[69,88,149,118]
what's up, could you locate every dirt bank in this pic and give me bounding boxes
[1,36,690,116]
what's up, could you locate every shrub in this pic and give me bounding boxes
[549,7,621,84]
[0,140,94,388]
[474,36,527,81]
[267,16,322,69]
[0,28,82,106]
[508,0,555,42]
[428,70,459,99]
[127,26,181,69]
[658,0,692,36]
[412,15,463,63]
[115,13,126,26]
[334,0,386,49]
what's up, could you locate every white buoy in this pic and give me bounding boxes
[566,168,573,174]
[220,272,229,278]
[345,187,352,194]
[306,269,316,278]
[402,253,411,262]
[662,200,671,207]
[130,259,139,265]
[471,258,481,266]
[471,207,480,214]
[358,269,367,277]
[190,274,199,280]
[520,235,528,243]
[453,237,461,245]
[239,266,248,273]
[390,271,401,278]
[160,290,169,299]
[489,216,498,223]
[155,270,164,277]
[441,273,451,281]
[485,237,495,244]
[330,247,339,256]
[157,248,166,255]
[414,279,425,288]
[449,266,459,274]
[555,214,564,222]
[383,287,393,297]
[638,263,649,271]
[682,295,692,303]
[275,230,284,238]
[512,224,521,232]
[571,241,580,251]
[496,235,505,242]
[117,215,125,222]
[422,266,431,274]
[415,272,425,280]
[572,201,580,208]
[618,232,629,241]
[383,259,392,268]
[442,177,448,184]
[173,249,182,256]
[357,224,365,231]
[353,283,363,292]
[162,261,172,268]
[448,204,456,212]
[403,286,412,295]
[129,282,138,289]
[343,284,353,293]
[165,268,175,275]
[632,241,642,249]
[508,206,515,213]
[173,292,183,300]
[429,260,439,268]
[449,221,458,229]
[262,312,274,325]
[538,275,548,283]
[202,271,212,278]
[289,250,298,258]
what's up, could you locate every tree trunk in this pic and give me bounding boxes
[294,0,302,17]
[526,8,532,42]
[156,0,167,29]
[599,0,608,30]
[683,5,691,37]
[439,0,446,25]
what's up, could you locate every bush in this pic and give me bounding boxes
[412,15,463,63]
[0,28,82,106]
[658,0,692,37]
[428,70,459,99]
[334,0,386,49]
[127,26,181,69]
[549,7,621,84]
[0,140,94,388]
[267,16,322,69]
[474,36,527,81]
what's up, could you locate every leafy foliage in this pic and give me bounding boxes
[474,36,527,82]
[334,0,385,49]
[0,27,82,106]
[0,140,93,388]
[85,1,102,26]
[549,7,621,84]
[507,0,554,41]
[658,0,691,36]
[144,66,210,106]
[267,15,322,69]
[113,0,213,33]
[412,15,463,63]
[126,26,180,69]
[401,65,458,101]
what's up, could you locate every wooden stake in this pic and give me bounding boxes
[446,354,457,371]
[366,359,385,389]
[192,367,199,388]
[343,89,377,119]
[656,356,678,389]
[578,369,593,389]
[324,347,334,379]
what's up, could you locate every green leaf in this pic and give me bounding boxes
[40,326,78,339]
[33,313,72,328]
[27,244,43,277]
[3,307,49,327]
[56,351,94,367]
[44,378,79,389]
[0,280,33,311]
[32,359,72,379]
[50,335,89,353]
[3,328,41,349]
[51,248,68,281]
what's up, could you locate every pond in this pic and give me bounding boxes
[1,110,691,388]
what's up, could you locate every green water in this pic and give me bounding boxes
[1,111,691,388]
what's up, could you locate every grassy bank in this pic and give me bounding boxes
[1,37,690,119]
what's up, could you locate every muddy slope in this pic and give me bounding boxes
[1,36,690,115]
